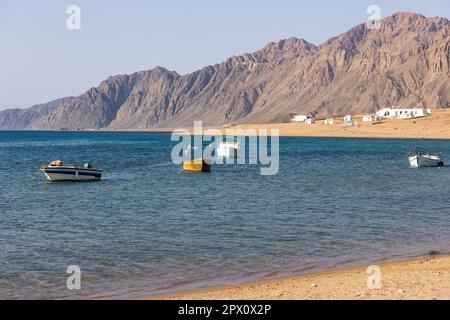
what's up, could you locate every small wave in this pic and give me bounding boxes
[264,271,279,277]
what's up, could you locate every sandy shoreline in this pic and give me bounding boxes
[203,109,450,140]
[139,255,450,300]
[97,109,450,140]
[6,109,450,140]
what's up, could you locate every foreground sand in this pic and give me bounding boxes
[144,255,450,300]
[176,109,450,139]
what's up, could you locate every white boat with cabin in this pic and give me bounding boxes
[41,160,102,181]
[408,150,444,168]
[217,140,240,159]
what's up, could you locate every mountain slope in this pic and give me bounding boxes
[0,12,448,130]
[0,97,75,130]
[240,12,450,123]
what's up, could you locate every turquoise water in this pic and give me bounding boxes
[1,131,450,299]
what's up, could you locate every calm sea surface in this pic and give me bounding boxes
[1,131,450,299]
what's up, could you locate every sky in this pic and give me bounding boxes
[0,0,449,110]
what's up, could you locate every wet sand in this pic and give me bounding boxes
[142,255,450,300]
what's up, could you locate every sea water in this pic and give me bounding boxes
[1,131,450,299]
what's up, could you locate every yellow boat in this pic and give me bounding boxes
[183,159,211,172]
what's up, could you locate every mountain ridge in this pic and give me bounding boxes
[1,12,449,130]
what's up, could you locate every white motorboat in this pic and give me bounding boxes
[408,150,444,168]
[41,160,102,181]
[217,140,240,159]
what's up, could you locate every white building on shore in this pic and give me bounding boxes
[291,115,309,122]
[343,115,357,126]
[376,108,431,119]
[323,118,334,125]
[362,115,373,122]
[292,114,316,123]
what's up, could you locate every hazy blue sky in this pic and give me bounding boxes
[1,0,449,109]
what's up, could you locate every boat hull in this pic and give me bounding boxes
[217,142,239,160]
[183,159,211,172]
[409,155,443,168]
[42,168,102,181]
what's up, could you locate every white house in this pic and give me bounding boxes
[323,118,334,125]
[376,108,431,119]
[292,115,309,122]
[343,115,357,126]
[362,115,373,122]
[305,118,315,124]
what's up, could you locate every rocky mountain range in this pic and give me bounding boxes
[1,12,449,130]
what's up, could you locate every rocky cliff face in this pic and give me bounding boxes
[0,97,75,130]
[255,13,449,121]
[1,12,448,130]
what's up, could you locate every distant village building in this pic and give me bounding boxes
[376,108,431,119]
[292,114,315,123]
[362,115,373,122]
[343,115,357,127]
[292,115,309,122]
[323,118,334,125]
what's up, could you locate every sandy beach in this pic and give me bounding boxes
[178,109,450,140]
[99,109,450,140]
[143,255,450,300]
